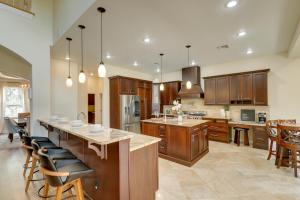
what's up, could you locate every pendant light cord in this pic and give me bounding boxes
[160,54,163,83]
[187,47,190,66]
[68,39,71,77]
[80,27,83,71]
[100,11,103,63]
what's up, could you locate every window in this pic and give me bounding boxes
[3,87,25,118]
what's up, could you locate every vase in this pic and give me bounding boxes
[178,115,183,122]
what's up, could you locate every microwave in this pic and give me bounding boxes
[241,109,255,122]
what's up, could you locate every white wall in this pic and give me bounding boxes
[0,0,53,136]
[51,59,79,120]
[53,0,96,43]
[161,53,300,121]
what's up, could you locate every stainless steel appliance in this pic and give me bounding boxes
[120,95,141,133]
[184,111,207,120]
[258,112,267,124]
[241,109,255,121]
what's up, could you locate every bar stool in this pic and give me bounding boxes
[234,127,249,146]
[38,149,94,200]
[25,139,76,192]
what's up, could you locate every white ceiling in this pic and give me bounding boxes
[51,0,300,75]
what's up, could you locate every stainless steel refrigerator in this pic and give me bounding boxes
[120,95,141,133]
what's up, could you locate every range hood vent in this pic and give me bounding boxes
[178,66,204,98]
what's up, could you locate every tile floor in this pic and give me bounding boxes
[1,134,300,200]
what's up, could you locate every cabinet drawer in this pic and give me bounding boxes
[159,139,167,154]
[208,131,228,142]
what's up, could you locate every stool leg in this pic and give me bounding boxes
[234,130,238,144]
[237,132,240,146]
[44,179,49,200]
[25,156,37,192]
[244,131,250,146]
[292,150,298,178]
[267,140,273,160]
[277,146,284,169]
[23,153,31,177]
[74,179,84,200]
[55,186,63,200]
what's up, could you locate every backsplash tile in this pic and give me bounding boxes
[181,98,269,122]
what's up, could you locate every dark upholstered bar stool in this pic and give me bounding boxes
[234,127,249,146]
[38,149,94,200]
[25,138,76,192]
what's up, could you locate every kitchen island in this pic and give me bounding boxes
[141,118,210,166]
[38,119,160,200]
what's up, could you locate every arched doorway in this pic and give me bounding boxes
[0,45,32,142]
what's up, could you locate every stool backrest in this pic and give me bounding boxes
[23,135,33,155]
[277,124,300,145]
[37,149,64,187]
[31,139,40,155]
[266,120,279,138]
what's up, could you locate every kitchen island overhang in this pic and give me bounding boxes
[38,119,160,200]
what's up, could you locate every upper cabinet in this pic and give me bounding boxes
[204,76,230,105]
[120,78,137,95]
[204,78,216,105]
[204,69,269,106]
[160,81,181,112]
[253,72,268,105]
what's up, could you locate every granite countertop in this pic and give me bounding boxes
[202,115,231,120]
[38,119,160,152]
[141,118,210,127]
[228,121,266,127]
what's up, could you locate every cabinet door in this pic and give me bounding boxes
[191,132,200,160]
[253,126,268,150]
[204,78,216,105]
[239,74,253,100]
[167,126,189,161]
[253,72,268,105]
[215,77,230,105]
[169,82,181,104]
[141,122,159,137]
[230,76,239,101]
[137,88,146,120]
[120,78,137,95]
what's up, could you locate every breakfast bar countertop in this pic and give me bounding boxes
[38,119,161,152]
[141,118,210,127]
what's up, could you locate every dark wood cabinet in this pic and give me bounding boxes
[160,81,181,112]
[109,76,152,129]
[204,78,216,105]
[202,117,231,143]
[141,122,209,166]
[253,126,268,150]
[253,72,268,105]
[215,76,230,105]
[120,78,137,95]
[204,69,269,105]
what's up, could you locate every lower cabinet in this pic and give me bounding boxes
[253,126,268,150]
[141,122,209,167]
[202,117,231,143]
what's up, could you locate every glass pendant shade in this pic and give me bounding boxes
[98,62,106,77]
[186,81,192,89]
[159,83,164,91]
[66,77,73,87]
[78,70,86,83]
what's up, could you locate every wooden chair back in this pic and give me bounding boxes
[277,124,300,149]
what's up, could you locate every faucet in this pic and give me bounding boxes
[77,112,86,121]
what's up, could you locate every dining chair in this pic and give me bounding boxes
[277,124,300,177]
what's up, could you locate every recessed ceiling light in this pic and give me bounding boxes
[144,37,151,43]
[65,56,70,60]
[133,61,139,66]
[237,31,246,37]
[156,68,160,73]
[246,48,253,55]
[191,60,196,66]
[106,54,111,59]
[226,0,238,8]
[90,73,94,76]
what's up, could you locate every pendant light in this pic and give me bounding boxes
[66,37,73,87]
[159,53,164,91]
[78,25,86,83]
[185,45,192,90]
[97,7,106,77]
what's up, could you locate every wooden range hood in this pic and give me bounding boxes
[178,66,204,98]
